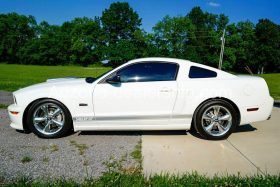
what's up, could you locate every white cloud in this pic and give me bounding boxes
[207,1,221,7]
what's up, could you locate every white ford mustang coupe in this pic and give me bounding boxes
[8,58,273,140]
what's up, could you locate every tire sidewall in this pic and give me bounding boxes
[27,99,72,138]
[195,100,237,140]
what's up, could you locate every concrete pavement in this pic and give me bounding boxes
[142,107,280,176]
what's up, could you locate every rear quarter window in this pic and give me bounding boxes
[188,66,217,78]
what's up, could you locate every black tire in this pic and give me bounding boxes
[193,99,238,140]
[27,99,72,138]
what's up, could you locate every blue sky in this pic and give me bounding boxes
[0,0,279,32]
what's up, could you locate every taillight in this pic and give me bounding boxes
[10,111,19,115]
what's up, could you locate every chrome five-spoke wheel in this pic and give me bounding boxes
[194,99,237,140]
[27,99,72,138]
[201,105,232,137]
[33,103,65,135]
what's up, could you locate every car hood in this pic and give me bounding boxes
[14,77,86,95]
[12,77,96,107]
[46,77,81,83]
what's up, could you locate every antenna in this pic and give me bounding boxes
[218,29,225,70]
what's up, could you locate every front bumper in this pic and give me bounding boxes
[8,104,24,130]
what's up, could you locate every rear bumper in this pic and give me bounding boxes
[240,96,274,125]
[8,104,24,130]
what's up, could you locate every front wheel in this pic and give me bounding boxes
[27,99,72,138]
[194,100,238,140]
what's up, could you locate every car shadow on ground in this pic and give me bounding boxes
[188,124,257,140]
[79,131,141,136]
[13,121,257,138]
[235,124,257,133]
[78,124,256,138]
[274,102,280,108]
[79,130,186,136]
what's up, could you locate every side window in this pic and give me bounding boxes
[188,66,217,78]
[117,62,178,83]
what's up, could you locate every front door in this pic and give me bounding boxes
[93,62,179,123]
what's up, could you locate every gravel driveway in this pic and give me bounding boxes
[0,91,140,181]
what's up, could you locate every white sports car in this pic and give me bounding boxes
[8,58,273,140]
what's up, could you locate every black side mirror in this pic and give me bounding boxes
[106,75,121,84]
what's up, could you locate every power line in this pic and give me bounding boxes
[186,36,218,38]
[194,30,224,33]
[185,45,220,47]
[4,34,220,39]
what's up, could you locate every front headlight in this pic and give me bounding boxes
[13,95,17,105]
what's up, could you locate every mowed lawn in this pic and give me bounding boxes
[259,74,280,100]
[0,64,111,91]
[0,63,279,100]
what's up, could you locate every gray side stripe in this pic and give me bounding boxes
[96,114,192,120]
[174,114,193,119]
[73,114,192,122]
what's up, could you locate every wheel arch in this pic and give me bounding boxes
[22,97,73,131]
[191,97,241,129]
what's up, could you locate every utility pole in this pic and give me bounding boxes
[218,29,225,70]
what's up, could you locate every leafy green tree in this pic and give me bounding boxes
[142,33,161,57]
[153,16,195,58]
[0,3,279,73]
[255,19,280,73]
[224,21,256,72]
[101,2,142,66]
[236,21,256,72]
[106,40,136,67]
[132,29,149,58]
[187,7,206,30]
[64,17,103,66]
[186,7,228,68]
[0,13,36,63]
[19,22,71,65]
[101,2,141,41]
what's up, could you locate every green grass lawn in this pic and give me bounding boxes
[0,64,111,91]
[0,64,279,100]
[2,172,280,186]
[259,74,280,100]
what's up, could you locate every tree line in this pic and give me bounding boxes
[0,2,279,73]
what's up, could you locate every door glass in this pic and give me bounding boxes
[117,62,178,83]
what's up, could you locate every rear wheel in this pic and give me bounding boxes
[27,99,72,138]
[194,100,237,140]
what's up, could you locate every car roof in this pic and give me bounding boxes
[128,57,215,71]
[129,57,190,64]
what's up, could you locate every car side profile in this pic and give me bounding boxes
[8,58,274,140]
